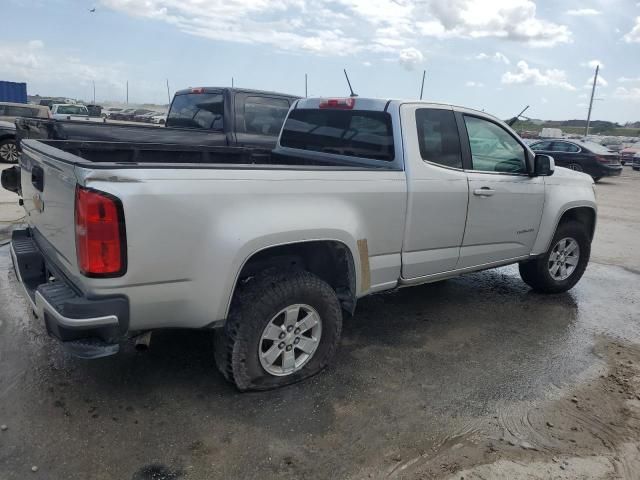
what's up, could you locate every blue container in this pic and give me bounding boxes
[0,81,28,103]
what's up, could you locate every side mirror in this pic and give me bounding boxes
[534,154,555,176]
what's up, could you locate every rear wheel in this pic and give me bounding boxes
[519,220,590,293]
[567,163,583,172]
[0,139,18,163]
[214,270,342,391]
[593,177,602,183]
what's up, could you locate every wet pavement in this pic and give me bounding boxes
[0,169,639,479]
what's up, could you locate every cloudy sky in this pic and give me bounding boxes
[2,0,639,122]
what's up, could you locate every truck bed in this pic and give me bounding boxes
[21,139,399,170]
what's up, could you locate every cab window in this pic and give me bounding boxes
[244,97,290,136]
[463,115,526,174]
[415,108,462,169]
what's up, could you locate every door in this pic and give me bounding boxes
[458,113,545,269]
[400,105,469,279]
[234,94,293,148]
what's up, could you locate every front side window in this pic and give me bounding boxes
[464,115,526,174]
[244,96,290,135]
[280,109,394,161]
[167,93,224,129]
[415,108,462,168]
[551,142,580,153]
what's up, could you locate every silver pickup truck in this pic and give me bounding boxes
[4,97,597,391]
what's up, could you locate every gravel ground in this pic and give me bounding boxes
[0,167,639,479]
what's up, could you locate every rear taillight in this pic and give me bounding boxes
[75,186,126,277]
[319,98,356,109]
[594,155,613,164]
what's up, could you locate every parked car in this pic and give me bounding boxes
[86,104,102,117]
[620,147,639,166]
[633,152,640,171]
[0,101,50,123]
[529,139,622,181]
[15,88,299,149]
[0,120,17,163]
[150,113,166,125]
[133,111,160,123]
[102,107,124,118]
[50,104,89,119]
[108,108,137,121]
[121,109,154,121]
[3,97,597,391]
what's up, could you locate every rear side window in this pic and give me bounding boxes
[530,141,552,150]
[551,142,579,153]
[56,105,88,115]
[244,96,291,136]
[167,93,224,129]
[415,108,462,169]
[280,109,394,161]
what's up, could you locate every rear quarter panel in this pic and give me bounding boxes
[76,167,407,330]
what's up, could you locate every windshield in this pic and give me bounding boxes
[56,105,88,115]
[166,93,224,129]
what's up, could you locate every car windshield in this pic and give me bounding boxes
[56,105,88,115]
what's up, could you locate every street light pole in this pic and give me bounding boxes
[585,64,599,138]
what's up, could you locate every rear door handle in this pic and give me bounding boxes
[473,187,495,197]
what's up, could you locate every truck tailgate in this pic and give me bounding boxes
[19,141,80,277]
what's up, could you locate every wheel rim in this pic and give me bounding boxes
[548,237,580,281]
[568,163,583,172]
[258,304,322,377]
[0,143,18,163]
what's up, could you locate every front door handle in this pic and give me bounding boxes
[473,187,495,197]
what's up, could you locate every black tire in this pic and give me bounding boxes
[214,270,342,391]
[0,138,18,164]
[593,177,602,183]
[519,220,590,293]
[567,163,583,172]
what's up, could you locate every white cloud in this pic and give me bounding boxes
[580,59,603,69]
[618,76,640,83]
[362,61,372,67]
[501,61,576,90]
[566,8,601,16]
[584,75,608,88]
[99,0,572,59]
[623,16,640,43]
[613,86,640,101]
[541,97,548,103]
[465,81,484,87]
[475,52,510,64]
[0,40,122,89]
[419,0,572,47]
[398,47,424,70]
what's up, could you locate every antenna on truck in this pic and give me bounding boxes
[419,70,426,100]
[343,69,358,97]
[507,105,530,127]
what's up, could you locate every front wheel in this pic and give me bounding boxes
[215,270,343,391]
[0,139,18,163]
[567,163,583,172]
[519,220,590,293]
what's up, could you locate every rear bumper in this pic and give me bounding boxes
[10,228,128,358]
[597,164,622,177]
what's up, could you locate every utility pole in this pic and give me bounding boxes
[231,77,234,88]
[305,73,308,98]
[166,79,171,104]
[585,64,599,138]
[92,80,96,104]
[126,81,129,104]
[419,70,426,100]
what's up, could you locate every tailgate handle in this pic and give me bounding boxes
[31,165,44,192]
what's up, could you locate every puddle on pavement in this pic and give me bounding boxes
[1,244,639,479]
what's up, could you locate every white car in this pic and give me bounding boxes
[50,104,89,120]
[150,113,166,125]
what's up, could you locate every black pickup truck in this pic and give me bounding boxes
[15,87,299,149]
